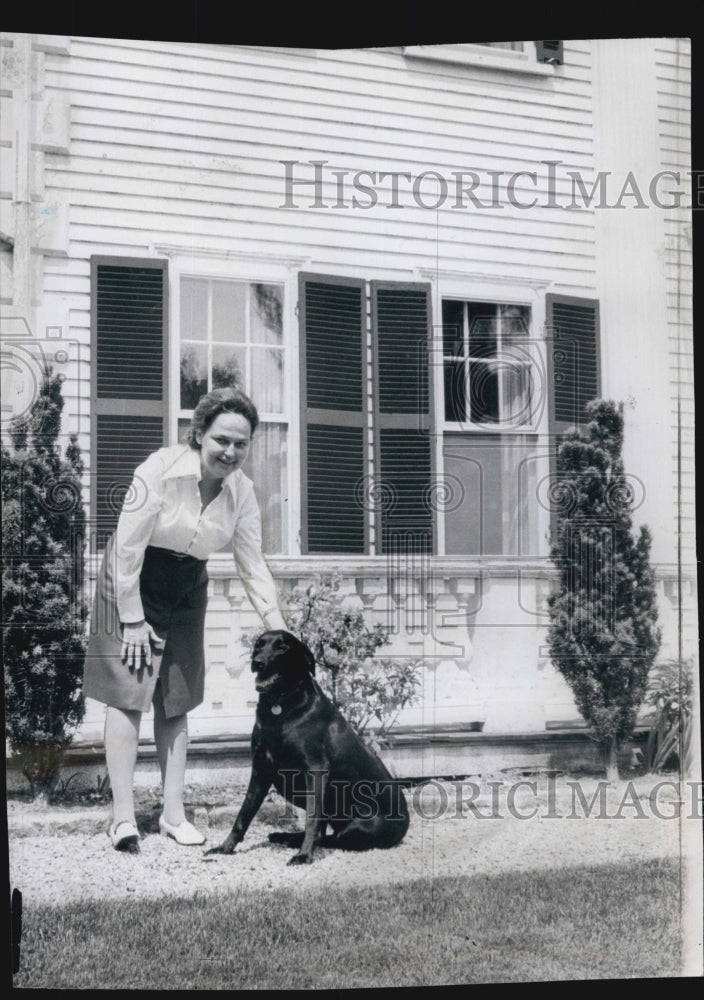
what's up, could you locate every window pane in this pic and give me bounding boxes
[180,278,208,341]
[467,303,497,358]
[178,276,287,555]
[444,360,466,422]
[180,343,207,409]
[442,299,464,356]
[501,361,532,425]
[212,343,246,391]
[500,303,530,337]
[242,423,288,554]
[469,361,499,422]
[443,434,538,554]
[177,417,191,444]
[212,280,247,343]
[251,283,283,346]
[500,306,532,425]
[481,41,524,51]
[250,346,284,414]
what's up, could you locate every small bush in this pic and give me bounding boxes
[242,572,422,747]
[645,659,695,775]
[2,369,88,802]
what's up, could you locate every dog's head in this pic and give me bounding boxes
[251,630,316,695]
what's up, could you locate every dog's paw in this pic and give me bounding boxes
[204,840,236,856]
[287,852,314,866]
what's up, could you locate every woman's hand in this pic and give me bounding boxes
[121,620,164,668]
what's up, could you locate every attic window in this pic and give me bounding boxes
[402,42,562,74]
[478,42,525,51]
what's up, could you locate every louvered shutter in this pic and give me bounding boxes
[546,294,600,435]
[371,282,434,555]
[546,294,600,540]
[91,257,168,548]
[299,274,367,554]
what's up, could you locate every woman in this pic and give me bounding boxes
[83,387,286,852]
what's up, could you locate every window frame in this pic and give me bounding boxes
[441,299,538,432]
[402,43,560,76]
[164,251,298,557]
[428,275,552,556]
[436,284,546,437]
[177,276,286,423]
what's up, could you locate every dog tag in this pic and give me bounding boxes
[271,705,282,715]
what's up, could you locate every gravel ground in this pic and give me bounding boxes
[7,771,694,908]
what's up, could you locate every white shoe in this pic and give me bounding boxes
[158,815,206,846]
[109,820,140,852]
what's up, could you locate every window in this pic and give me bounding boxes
[441,298,540,556]
[177,276,288,554]
[443,434,539,555]
[89,258,287,555]
[479,42,525,51]
[442,301,534,428]
[402,42,562,73]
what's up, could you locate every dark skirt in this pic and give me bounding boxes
[83,539,209,718]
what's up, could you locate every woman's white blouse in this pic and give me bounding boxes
[114,444,286,630]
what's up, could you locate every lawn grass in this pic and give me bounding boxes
[13,858,682,989]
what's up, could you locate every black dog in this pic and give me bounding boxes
[206,630,410,865]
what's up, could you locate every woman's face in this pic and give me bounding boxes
[197,412,252,481]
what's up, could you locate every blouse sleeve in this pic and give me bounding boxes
[114,449,166,623]
[232,483,286,631]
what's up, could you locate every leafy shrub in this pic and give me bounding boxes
[242,572,422,748]
[645,659,695,775]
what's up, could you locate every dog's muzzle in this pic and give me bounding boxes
[255,673,280,692]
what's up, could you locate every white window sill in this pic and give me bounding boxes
[442,424,540,435]
[402,44,558,77]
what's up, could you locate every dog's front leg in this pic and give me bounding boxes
[205,763,272,856]
[288,767,328,866]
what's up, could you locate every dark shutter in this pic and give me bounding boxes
[91,257,168,548]
[546,294,600,435]
[535,40,563,65]
[546,294,600,542]
[371,282,434,555]
[299,273,367,554]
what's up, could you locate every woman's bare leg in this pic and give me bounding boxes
[152,682,188,827]
[104,705,141,827]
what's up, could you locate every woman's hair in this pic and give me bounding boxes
[187,387,259,449]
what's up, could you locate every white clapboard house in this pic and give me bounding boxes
[0,35,695,753]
